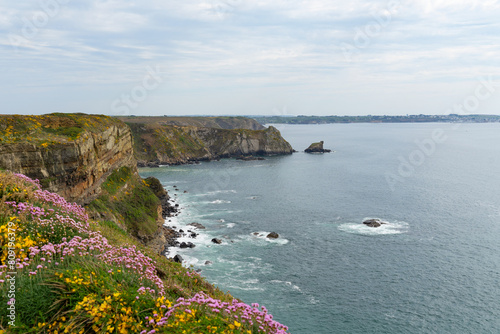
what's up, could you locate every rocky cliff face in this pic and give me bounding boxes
[0,114,135,204]
[129,121,294,165]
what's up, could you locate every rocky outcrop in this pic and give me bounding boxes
[128,120,294,165]
[211,238,223,244]
[363,218,386,228]
[305,141,332,153]
[0,114,177,256]
[0,114,135,205]
[267,232,279,239]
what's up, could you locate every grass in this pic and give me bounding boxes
[0,113,124,145]
[88,167,159,239]
[41,126,83,140]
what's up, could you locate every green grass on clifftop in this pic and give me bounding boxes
[0,113,123,145]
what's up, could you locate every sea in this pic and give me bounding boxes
[139,123,500,334]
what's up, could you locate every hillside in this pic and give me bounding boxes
[0,171,288,333]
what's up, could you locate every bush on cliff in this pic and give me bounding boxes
[87,167,159,240]
[0,171,289,333]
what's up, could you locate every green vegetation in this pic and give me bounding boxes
[41,126,83,140]
[0,113,124,145]
[88,167,159,239]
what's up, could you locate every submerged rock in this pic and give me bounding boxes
[305,141,332,153]
[236,156,266,161]
[211,238,223,244]
[363,218,386,228]
[188,222,206,230]
[267,232,279,239]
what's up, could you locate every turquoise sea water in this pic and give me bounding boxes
[139,123,500,334]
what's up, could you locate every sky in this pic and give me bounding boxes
[1,0,500,117]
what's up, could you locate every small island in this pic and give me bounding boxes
[305,141,332,153]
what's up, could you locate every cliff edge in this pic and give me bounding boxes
[0,113,135,204]
[0,113,173,255]
[127,120,294,165]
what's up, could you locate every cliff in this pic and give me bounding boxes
[0,113,173,255]
[0,113,135,205]
[127,121,294,165]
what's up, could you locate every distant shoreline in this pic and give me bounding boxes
[253,114,500,125]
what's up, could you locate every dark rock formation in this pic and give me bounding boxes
[305,141,332,153]
[211,238,223,244]
[267,232,279,239]
[188,222,206,230]
[173,254,183,263]
[144,176,177,219]
[236,156,266,161]
[363,218,386,228]
[179,242,195,249]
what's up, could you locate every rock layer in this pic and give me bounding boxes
[128,121,294,165]
[0,114,135,204]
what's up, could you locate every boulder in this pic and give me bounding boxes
[188,222,206,230]
[173,255,183,263]
[363,218,386,228]
[179,242,195,248]
[305,141,332,153]
[211,238,223,244]
[205,261,213,265]
[267,232,279,239]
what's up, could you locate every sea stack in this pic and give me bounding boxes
[305,141,332,153]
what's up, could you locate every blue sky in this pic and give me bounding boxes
[1,0,499,116]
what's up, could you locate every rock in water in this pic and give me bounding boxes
[188,222,206,229]
[305,141,332,153]
[173,255,183,263]
[267,232,279,239]
[211,238,223,244]
[363,218,386,228]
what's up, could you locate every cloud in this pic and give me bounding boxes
[0,0,499,115]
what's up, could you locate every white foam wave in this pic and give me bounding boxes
[338,220,409,235]
[241,232,290,245]
[195,190,237,197]
[269,280,302,292]
[209,200,231,204]
[226,223,236,228]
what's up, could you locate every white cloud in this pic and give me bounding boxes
[1,0,499,115]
